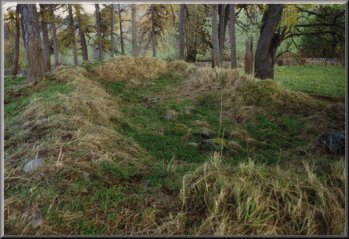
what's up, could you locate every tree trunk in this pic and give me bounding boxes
[75,6,88,62]
[50,5,59,69]
[151,5,156,57]
[229,4,237,69]
[18,4,45,84]
[244,36,253,74]
[68,5,78,65]
[95,4,103,61]
[178,4,186,60]
[131,4,137,57]
[211,4,220,68]
[255,4,284,80]
[10,5,20,78]
[118,4,125,55]
[110,4,115,57]
[186,45,197,62]
[219,4,226,61]
[40,4,51,72]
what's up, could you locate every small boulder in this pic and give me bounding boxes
[23,158,44,173]
[31,212,44,229]
[319,131,345,155]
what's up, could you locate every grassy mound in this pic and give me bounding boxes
[223,79,324,122]
[159,153,345,235]
[96,56,190,83]
[4,66,148,234]
[182,66,344,129]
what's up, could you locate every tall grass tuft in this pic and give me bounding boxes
[159,153,345,235]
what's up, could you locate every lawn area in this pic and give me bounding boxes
[274,65,345,97]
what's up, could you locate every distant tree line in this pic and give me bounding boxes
[4,3,345,83]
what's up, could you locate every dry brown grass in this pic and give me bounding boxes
[158,153,345,235]
[96,56,191,85]
[4,66,148,234]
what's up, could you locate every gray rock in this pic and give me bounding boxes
[319,131,345,155]
[23,158,44,173]
[31,213,44,229]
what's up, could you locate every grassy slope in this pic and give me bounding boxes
[4,64,345,235]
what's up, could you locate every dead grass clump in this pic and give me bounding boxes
[97,56,168,82]
[159,153,344,235]
[171,67,242,100]
[54,65,88,83]
[167,60,193,78]
[167,60,189,72]
[186,67,241,88]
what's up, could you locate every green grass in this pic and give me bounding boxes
[274,65,345,97]
[245,115,305,165]
[72,219,106,235]
[4,76,74,123]
[97,76,239,193]
[97,161,137,180]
